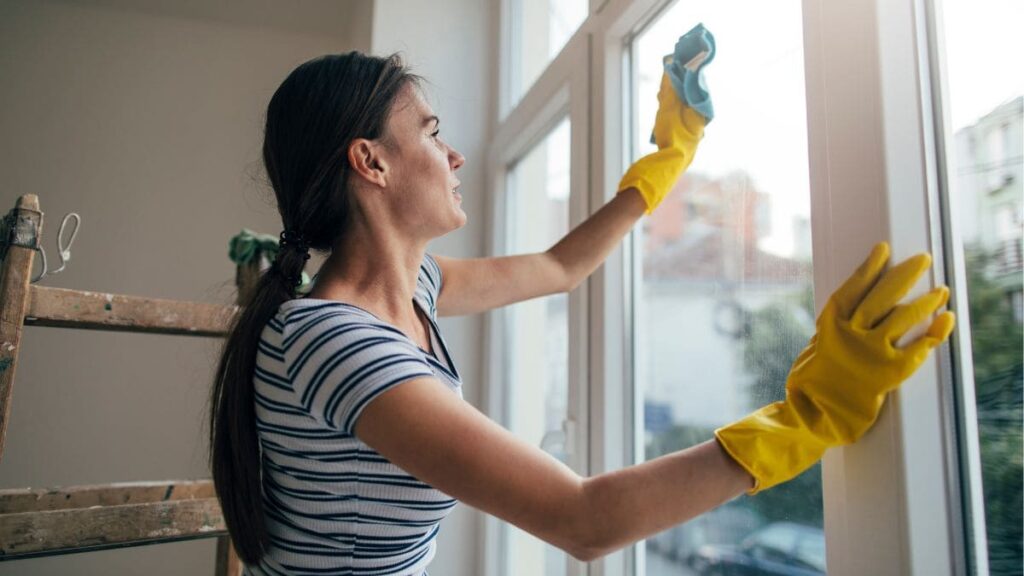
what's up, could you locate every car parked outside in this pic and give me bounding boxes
[687,521,825,576]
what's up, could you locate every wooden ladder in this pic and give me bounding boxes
[0,194,259,574]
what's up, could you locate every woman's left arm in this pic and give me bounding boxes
[434,188,647,317]
[435,70,703,317]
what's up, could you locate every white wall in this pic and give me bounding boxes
[371,1,498,574]
[0,1,371,574]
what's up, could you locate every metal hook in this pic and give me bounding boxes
[31,212,81,283]
[50,212,80,275]
[31,246,46,283]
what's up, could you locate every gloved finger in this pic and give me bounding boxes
[876,286,949,343]
[657,70,674,104]
[899,311,955,359]
[653,74,693,148]
[680,106,707,135]
[655,71,683,122]
[930,310,956,340]
[830,242,890,320]
[851,252,931,329]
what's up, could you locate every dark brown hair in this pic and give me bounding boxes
[209,51,419,565]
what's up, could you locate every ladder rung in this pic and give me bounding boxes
[0,480,215,513]
[25,285,237,337]
[0,484,225,560]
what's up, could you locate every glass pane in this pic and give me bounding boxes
[504,117,571,576]
[631,2,822,575]
[510,0,588,108]
[939,1,1023,573]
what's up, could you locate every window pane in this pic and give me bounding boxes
[503,117,571,576]
[510,0,587,108]
[630,2,822,575]
[940,1,1024,573]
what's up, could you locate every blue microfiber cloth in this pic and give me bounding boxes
[650,23,716,144]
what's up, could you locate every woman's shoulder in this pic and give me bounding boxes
[416,252,443,316]
[274,298,425,357]
[420,252,442,284]
[276,298,400,337]
[271,297,436,434]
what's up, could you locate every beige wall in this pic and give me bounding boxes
[370,1,498,574]
[0,0,373,574]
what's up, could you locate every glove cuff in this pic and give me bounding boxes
[714,396,830,495]
[617,146,690,213]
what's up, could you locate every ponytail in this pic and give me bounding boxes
[208,51,419,565]
[209,253,301,562]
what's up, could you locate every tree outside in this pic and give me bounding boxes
[964,246,1023,576]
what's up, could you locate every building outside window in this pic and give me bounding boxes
[943,0,1023,572]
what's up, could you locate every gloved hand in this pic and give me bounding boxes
[617,69,705,214]
[715,242,956,493]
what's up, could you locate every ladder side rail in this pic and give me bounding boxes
[0,194,42,461]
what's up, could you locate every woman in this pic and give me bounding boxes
[210,51,955,575]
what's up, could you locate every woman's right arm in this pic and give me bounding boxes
[356,243,954,561]
[354,377,753,562]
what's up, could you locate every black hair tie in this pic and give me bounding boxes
[276,229,310,288]
[279,229,311,261]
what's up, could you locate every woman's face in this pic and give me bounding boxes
[377,82,467,237]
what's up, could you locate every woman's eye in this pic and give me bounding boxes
[431,129,440,138]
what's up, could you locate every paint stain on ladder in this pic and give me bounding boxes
[0,342,14,373]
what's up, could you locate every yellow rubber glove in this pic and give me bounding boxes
[617,67,705,214]
[715,242,956,494]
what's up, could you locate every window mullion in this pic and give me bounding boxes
[586,4,633,576]
[805,0,970,573]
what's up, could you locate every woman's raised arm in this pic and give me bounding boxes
[435,68,706,318]
[433,189,647,317]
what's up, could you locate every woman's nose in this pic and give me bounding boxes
[450,147,465,171]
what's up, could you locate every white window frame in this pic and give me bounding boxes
[484,12,592,575]
[485,0,990,574]
[803,0,986,573]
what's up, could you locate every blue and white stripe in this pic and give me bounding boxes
[247,254,459,576]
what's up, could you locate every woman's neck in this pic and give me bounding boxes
[306,230,426,327]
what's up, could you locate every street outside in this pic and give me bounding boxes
[644,549,700,576]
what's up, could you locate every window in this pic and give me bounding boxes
[936,0,1023,573]
[628,2,819,574]
[486,11,587,572]
[507,0,588,110]
[995,205,1016,242]
[489,0,1013,574]
[502,117,572,576]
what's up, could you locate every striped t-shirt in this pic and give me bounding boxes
[249,254,462,576]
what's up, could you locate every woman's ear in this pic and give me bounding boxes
[348,138,388,187]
